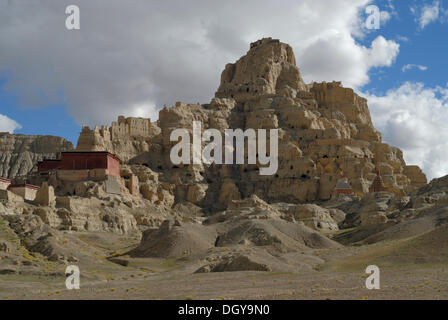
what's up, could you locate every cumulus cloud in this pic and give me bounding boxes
[0,114,21,133]
[364,82,448,180]
[300,34,399,88]
[0,0,400,126]
[417,1,440,29]
[401,64,428,72]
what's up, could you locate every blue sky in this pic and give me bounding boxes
[0,0,447,179]
[0,77,80,143]
[362,0,448,93]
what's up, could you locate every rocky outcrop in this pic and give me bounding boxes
[16,38,427,213]
[403,166,427,190]
[34,182,56,206]
[30,197,139,235]
[6,215,80,262]
[118,38,426,209]
[75,116,161,162]
[215,38,308,102]
[0,133,73,179]
[408,175,448,210]
[331,175,448,245]
[274,203,344,231]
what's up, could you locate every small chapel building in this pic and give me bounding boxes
[37,151,121,178]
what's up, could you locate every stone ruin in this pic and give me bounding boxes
[76,116,161,162]
[68,37,428,212]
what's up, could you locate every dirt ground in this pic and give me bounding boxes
[2,244,448,300]
[3,214,448,301]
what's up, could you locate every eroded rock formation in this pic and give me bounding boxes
[0,133,73,179]
[76,38,424,210]
[1,38,445,287]
[75,116,161,162]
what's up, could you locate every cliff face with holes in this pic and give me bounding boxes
[0,133,73,179]
[75,38,427,210]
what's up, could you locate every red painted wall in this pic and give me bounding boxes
[60,152,108,170]
[37,160,61,172]
[37,152,121,178]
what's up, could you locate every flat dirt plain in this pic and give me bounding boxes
[1,231,447,300]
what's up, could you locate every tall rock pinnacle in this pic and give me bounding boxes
[216,38,308,102]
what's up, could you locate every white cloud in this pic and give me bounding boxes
[299,34,399,89]
[0,0,399,127]
[380,11,392,25]
[130,103,159,122]
[396,35,409,42]
[401,64,428,72]
[0,114,21,133]
[418,1,440,29]
[365,36,400,68]
[364,82,448,180]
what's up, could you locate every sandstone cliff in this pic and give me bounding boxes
[75,38,427,210]
[0,133,74,179]
[75,116,161,162]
